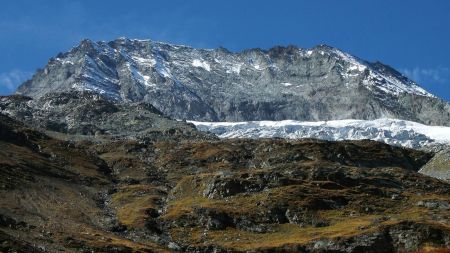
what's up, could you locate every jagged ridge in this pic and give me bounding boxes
[16,38,450,125]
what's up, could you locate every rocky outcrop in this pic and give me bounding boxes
[0,91,215,141]
[419,147,450,182]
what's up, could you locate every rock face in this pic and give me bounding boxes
[16,38,450,125]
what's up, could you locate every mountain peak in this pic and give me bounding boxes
[314,43,335,50]
[16,38,450,125]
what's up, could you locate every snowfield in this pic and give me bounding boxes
[189,118,450,149]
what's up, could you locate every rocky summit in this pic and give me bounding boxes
[1,38,450,253]
[16,38,450,125]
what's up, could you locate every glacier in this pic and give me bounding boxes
[190,118,450,149]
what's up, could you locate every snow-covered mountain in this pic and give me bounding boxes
[16,38,450,125]
[190,118,450,149]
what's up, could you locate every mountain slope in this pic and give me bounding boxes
[2,112,450,252]
[16,38,450,125]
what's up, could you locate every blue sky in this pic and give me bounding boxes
[0,0,449,100]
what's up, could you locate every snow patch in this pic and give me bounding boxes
[132,56,156,66]
[232,63,242,74]
[192,59,211,71]
[55,58,74,65]
[127,63,155,87]
[348,65,366,72]
[153,52,172,78]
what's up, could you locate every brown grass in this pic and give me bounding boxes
[111,184,165,228]
[170,216,378,251]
